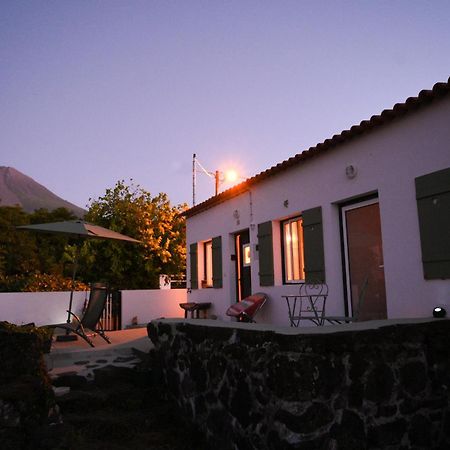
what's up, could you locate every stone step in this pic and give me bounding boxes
[45,347,145,384]
[47,345,137,367]
[53,386,70,397]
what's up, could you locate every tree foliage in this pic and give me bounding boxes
[81,180,187,289]
[0,206,38,276]
[0,206,85,291]
[0,182,186,291]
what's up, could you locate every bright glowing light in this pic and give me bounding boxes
[224,169,238,183]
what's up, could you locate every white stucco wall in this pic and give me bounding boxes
[0,289,187,327]
[0,291,87,326]
[186,96,450,326]
[121,288,186,327]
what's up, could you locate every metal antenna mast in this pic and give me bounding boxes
[192,153,196,206]
[193,154,228,205]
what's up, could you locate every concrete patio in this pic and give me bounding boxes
[38,326,208,449]
[45,327,152,383]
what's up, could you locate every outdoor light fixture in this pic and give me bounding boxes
[225,169,238,183]
[192,153,242,206]
[346,165,357,179]
[432,306,447,318]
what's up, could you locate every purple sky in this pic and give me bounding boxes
[2,1,450,209]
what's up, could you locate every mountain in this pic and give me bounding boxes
[0,166,86,217]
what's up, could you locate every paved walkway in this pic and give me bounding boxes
[45,327,153,382]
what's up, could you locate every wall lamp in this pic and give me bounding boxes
[432,306,446,318]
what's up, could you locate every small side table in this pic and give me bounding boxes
[179,302,212,319]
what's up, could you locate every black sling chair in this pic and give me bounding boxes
[45,283,111,347]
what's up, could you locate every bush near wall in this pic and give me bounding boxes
[0,322,59,448]
[148,319,450,450]
[0,273,88,292]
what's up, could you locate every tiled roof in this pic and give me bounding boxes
[185,76,450,218]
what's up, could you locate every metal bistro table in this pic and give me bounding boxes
[282,282,329,327]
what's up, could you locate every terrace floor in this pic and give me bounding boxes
[42,327,209,449]
[46,327,152,382]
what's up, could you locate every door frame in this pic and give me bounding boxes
[234,229,251,302]
[341,196,381,316]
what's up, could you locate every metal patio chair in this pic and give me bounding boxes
[323,276,369,324]
[283,281,329,327]
[45,282,111,347]
[226,293,268,323]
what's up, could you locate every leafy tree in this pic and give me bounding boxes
[28,207,78,277]
[0,205,83,292]
[0,185,186,292]
[81,180,187,289]
[0,206,38,276]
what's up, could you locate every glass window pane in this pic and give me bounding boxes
[243,244,251,266]
[205,241,213,286]
[284,222,293,281]
[297,219,305,280]
[283,217,305,283]
[291,221,300,279]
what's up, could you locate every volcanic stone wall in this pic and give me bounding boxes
[0,322,59,446]
[147,319,450,450]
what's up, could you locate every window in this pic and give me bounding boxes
[282,217,305,283]
[243,243,251,267]
[203,240,213,287]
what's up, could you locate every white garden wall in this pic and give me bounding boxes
[121,289,186,327]
[0,289,187,327]
[0,291,87,326]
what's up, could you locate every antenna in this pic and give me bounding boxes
[192,153,196,206]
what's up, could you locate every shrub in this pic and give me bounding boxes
[0,273,88,292]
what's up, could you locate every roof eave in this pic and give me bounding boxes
[185,77,450,218]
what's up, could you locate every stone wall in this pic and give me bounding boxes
[147,319,450,450]
[0,322,59,447]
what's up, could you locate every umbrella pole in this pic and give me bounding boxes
[56,245,79,342]
[66,255,78,324]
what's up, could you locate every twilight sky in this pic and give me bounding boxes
[1,0,450,209]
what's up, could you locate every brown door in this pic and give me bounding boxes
[342,200,387,320]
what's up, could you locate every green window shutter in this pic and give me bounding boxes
[212,236,223,289]
[189,243,198,289]
[415,167,450,279]
[258,221,274,286]
[302,206,325,283]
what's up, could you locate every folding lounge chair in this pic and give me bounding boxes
[45,283,111,347]
[226,293,268,323]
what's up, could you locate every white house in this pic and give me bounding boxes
[185,78,450,326]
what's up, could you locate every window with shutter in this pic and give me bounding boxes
[282,216,305,283]
[302,206,325,283]
[415,167,450,279]
[189,243,198,289]
[212,236,223,288]
[258,221,274,286]
[203,240,213,287]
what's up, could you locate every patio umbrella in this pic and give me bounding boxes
[17,220,140,338]
[17,220,141,243]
